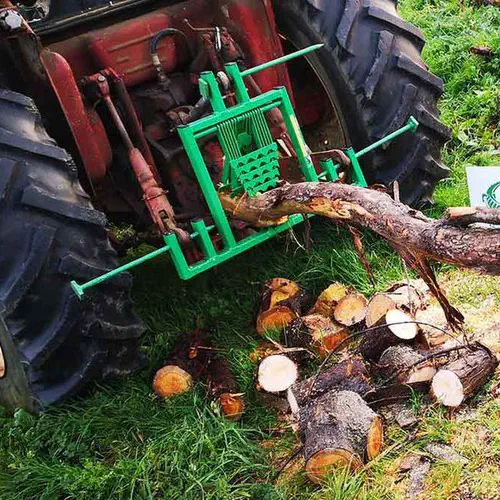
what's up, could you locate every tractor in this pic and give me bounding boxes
[0,0,450,412]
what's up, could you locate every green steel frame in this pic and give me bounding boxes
[71,45,419,298]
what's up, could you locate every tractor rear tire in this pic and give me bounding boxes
[274,0,451,205]
[0,89,145,412]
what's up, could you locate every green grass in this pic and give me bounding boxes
[1,1,499,498]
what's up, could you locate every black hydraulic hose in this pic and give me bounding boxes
[149,28,193,58]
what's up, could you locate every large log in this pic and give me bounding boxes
[358,309,418,362]
[284,314,350,358]
[220,183,500,326]
[289,358,373,407]
[430,343,498,407]
[256,278,306,335]
[300,390,384,483]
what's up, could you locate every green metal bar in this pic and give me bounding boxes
[199,72,226,112]
[225,63,251,102]
[191,219,217,258]
[173,214,307,280]
[345,148,368,187]
[277,87,318,182]
[70,244,170,299]
[319,158,339,181]
[177,127,237,248]
[356,116,418,159]
[240,44,324,77]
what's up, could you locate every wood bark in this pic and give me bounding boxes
[358,309,418,362]
[378,345,437,384]
[284,314,350,358]
[431,343,498,407]
[256,278,307,334]
[289,358,373,407]
[299,390,383,483]
[220,183,500,327]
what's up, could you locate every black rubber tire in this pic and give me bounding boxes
[274,0,451,205]
[0,89,145,412]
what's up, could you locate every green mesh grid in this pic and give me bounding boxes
[229,143,280,196]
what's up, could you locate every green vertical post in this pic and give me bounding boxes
[277,87,318,182]
[320,158,339,181]
[177,127,236,248]
[199,72,226,113]
[225,63,251,103]
[345,147,368,187]
[192,219,217,258]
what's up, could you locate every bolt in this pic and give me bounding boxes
[0,9,23,32]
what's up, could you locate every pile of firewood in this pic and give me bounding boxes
[253,278,498,483]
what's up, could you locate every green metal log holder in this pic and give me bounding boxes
[71,44,419,299]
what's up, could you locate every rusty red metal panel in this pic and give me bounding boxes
[41,50,111,182]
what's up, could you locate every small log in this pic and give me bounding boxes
[206,356,245,421]
[289,358,373,407]
[365,293,397,328]
[284,314,350,358]
[378,345,437,384]
[334,293,368,327]
[257,354,298,393]
[153,365,193,398]
[386,284,427,312]
[153,329,211,398]
[256,278,306,335]
[430,343,498,407]
[358,309,418,362]
[300,390,384,483]
[309,282,348,318]
[444,206,500,226]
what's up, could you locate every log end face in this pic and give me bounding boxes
[219,392,245,421]
[334,293,368,327]
[305,448,363,484]
[256,306,297,335]
[431,369,464,407]
[153,365,193,398]
[258,355,298,393]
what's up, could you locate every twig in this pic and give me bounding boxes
[273,445,304,481]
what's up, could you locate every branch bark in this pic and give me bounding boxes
[220,183,500,327]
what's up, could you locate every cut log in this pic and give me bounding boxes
[206,356,244,421]
[386,284,427,312]
[430,343,498,407]
[300,390,384,483]
[289,358,373,407]
[365,293,397,328]
[309,282,348,318]
[257,354,298,393]
[359,309,418,362]
[284,314,350,358]
[153,365,193,398]
[378,345,437,384]
[256,278,306,335]
[153,329,211,398]
[334,293,368,327]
